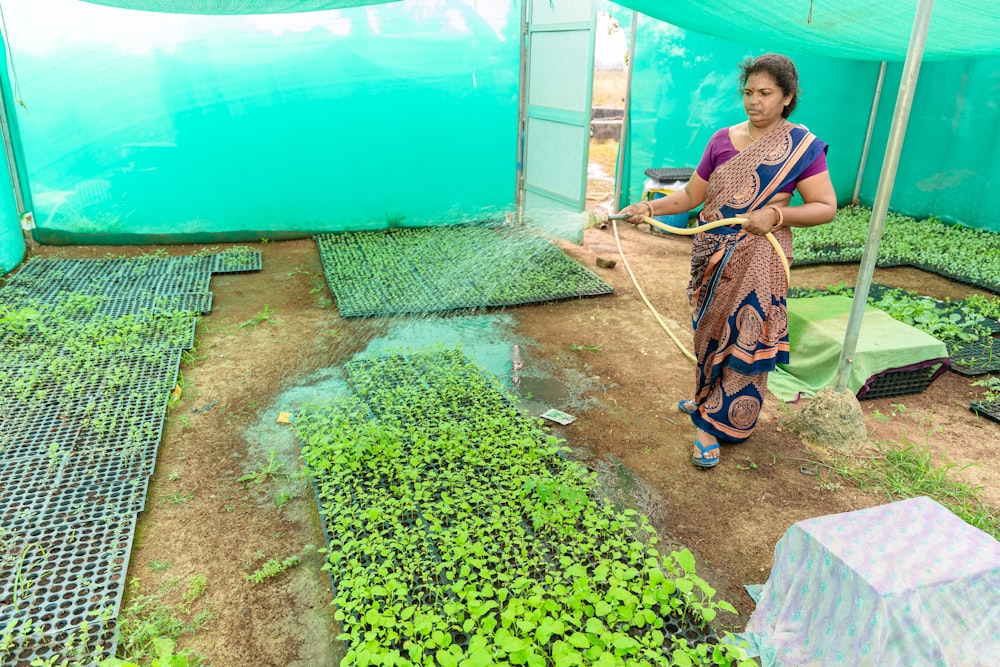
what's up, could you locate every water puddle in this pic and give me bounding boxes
[593,454,669,529]
[362,313,517,379]
[517,376,570,405]
[248,311,673,576]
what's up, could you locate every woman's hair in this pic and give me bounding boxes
[739,53,799,118]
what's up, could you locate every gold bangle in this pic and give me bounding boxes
[644,201,654,217]
[768,204,784,229]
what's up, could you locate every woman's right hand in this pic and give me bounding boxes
[617,202,653,225]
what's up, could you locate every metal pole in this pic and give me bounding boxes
[514,0,530,223]
[851,61,887,205]
[0,82,24,215]
[612,11,638,211]
[833,0,935,392]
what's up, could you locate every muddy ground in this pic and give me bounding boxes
[16,218,999,665]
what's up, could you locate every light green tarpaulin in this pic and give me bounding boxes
[767,296,949,401]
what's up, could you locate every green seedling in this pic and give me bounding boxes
[239,305,275,328]
[246,550,307,584]
[161,491,194,505]
[238,450,288,487]
[114,576,213,665]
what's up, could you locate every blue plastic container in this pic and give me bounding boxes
[647,189,689,232]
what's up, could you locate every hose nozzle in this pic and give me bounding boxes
[582,212,628,230]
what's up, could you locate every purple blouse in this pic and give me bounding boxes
[695,127,828,194]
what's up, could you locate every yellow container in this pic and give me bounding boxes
[644,188,689,231]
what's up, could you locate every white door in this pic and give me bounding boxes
[518,0,596,244]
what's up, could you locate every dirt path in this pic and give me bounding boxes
[20,230,999,663]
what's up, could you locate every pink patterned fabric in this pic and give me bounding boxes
[743,497,1000,665]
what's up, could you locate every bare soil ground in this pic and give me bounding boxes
[19,214,999,664]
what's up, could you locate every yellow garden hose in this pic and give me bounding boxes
[640,215,791,282]
[607,215,791,364]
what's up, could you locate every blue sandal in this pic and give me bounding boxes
[678,399,697,414]
[692,439,720,468]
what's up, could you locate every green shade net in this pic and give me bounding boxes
[616,0,1000,61]
[0,179,23,273]
[609,2,1000,234]
[3,0,1000,262]
[0,30,25,273]
[3,0,519,244]
[767,296,950,401]
[82,0,392,13]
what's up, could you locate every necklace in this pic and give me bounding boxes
[747,122,759,143]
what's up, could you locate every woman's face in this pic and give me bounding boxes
[743,72,792,124]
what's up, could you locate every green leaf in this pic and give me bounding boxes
[673,549,696,574]
[552,640,585,667]
[671,649,694,667]
[717,600,737,614]
[611,633,640,653]
[593,652,619,667]
[496,628,529,653]
[437,648,460,667]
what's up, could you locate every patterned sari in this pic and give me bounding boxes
[688,123,826,443]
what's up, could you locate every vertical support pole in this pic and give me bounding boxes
[514,0,530,223]
[612,11,638,212]
[851,61,887,205]
[833,0,935,392]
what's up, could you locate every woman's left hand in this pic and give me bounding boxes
[743,207,781,236]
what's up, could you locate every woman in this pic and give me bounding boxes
[618,53,837,468]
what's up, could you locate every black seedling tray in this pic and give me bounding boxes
[0,514,133,665]
[969,400,1000,424]
[644,167,695,183]
[858,361,948,400]
[212,250,263,274]
[948,339,1000,376]
[316,228,612,319]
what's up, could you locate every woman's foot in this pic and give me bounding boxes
[678,399,697,414]
[692,429,720,468]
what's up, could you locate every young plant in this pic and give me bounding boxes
[237,450,288,486]
[245,547,312,584]
[239,305,275,328]
[114,576,213,665]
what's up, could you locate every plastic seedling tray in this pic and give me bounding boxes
[212,250,263,274]
[858,361,948,400]
[948,339,1000,376]
[969,400,1000,424]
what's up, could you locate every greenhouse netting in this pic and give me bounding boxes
[1,0,1000,275]
[0,0,520,259]
[612,0,1000,235]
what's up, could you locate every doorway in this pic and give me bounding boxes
[586,10,628,217]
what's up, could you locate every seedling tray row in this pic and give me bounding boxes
[297,347,724,665]
[0,252,248,664]
[316,225,612,318]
